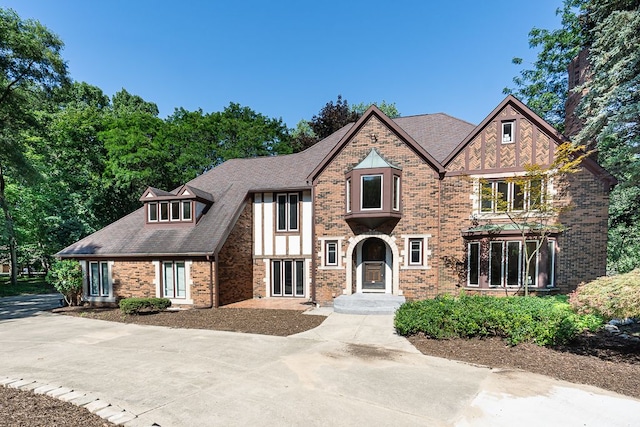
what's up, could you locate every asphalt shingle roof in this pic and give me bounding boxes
[58,113,474,257]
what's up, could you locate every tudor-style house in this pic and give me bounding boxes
[58,95,616,308]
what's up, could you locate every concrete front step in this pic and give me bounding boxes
[333,293,406,315]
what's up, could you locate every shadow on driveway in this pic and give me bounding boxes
[0,294,62,321]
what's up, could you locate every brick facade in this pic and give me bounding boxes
[112,261,156,299]
[218,200,254,305]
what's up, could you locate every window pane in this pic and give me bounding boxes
[171,201,180,220]
[481,182,493,212]
[346,179,351,212]
[512,183,524,210]
[496,182,508,212]
[289,194,298,230]
[284,261,293,295]
[182,201,192,220]
[525,241,538,287]
[530,179,543,209]
[175,262,186,298]
[506,242,521,286]
[164,262,174,298]
[326,242,337,265]
[148,203,158,221]
[410,240,422,264]
[547,241,555,287]
[277,195,287,231]
[160,202,169,221]
[100,262,109,296]
[272,261,281,295]
[295,261,304,296]
[468,243,480,286]
[393,176,400,211]
[502,122,513,142]
[362,175,382,209]
[490,242,503,287]
[90,262,99,296]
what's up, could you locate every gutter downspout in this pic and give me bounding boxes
[206,254,214,309]
[437,172,443,294]
[214,252,220,308]
[310,181,317,306]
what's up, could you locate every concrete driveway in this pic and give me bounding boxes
[0,295,639,426]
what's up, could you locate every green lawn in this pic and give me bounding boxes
[0,275,56,297]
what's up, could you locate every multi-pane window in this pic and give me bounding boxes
[502,121,514,143]
[163,261,186,299]
[276,193,299,231]
[480,180,543,213]
[469,239,555,288]
[409,239,423,265]
[361,175,383,209]
[325,241,338,266]
[89,261,110,297]
[148,201,193,223]
[272,260,305,297]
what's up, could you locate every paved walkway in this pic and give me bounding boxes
[1,295,639,426]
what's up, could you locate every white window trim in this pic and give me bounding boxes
[276,193,299,232]
[159,201,170,222]
[408,239,423,266]
[471,174,550,218]
[393,175,400,211]
[148,202,158,222]
[502,121,515,144]
[318,237,344,269]
[360,174,383,211]
[153,260,193,305]
[489,241,504,287]
[182,200,192,221]
[270,259,305,297]
[82,260,115,303]
[346,178,351,213]
[401,234,432,269]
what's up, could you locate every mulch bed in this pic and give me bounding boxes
[54,306,327,336]
[409,322,640,399]
[0,386,114,427]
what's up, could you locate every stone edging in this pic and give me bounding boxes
[0,377,138,426]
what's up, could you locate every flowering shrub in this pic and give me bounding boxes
[569,269,640,320]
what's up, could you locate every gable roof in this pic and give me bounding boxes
[309,105,471,181]
[442,95,617,187]
[55,103,497,259]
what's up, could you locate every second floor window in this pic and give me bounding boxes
[148,201,193,223]
[480,179,544,213]
[277,193,299,231]
[361,175,382,209]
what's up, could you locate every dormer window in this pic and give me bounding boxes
[141,185,212,226]
[345,149,402,228]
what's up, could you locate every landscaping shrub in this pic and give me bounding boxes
[46,260,83,306]
[569,269,640,320]
[394,294,603,346]
[119,297,171,315]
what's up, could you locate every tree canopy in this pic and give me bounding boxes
[507,0,640,273]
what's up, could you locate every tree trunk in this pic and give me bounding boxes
[0,164,18,286]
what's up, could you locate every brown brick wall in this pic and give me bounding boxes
[313,115,441,305]
[112,261,156,299]
[252,259,267,298]
[110,259,214,308]
[190,260,214,308]
[555,168,609,291]
[218,200,254,305]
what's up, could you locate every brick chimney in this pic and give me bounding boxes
[564,49,590,138]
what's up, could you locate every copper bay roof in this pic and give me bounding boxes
[58,111,475,258]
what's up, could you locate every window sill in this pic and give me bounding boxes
[84,296,116,303]
[319,266,344,270]
[167,298,193,305]
[401,265,431,270]
[463,286,556,293]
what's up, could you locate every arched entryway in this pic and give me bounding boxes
[344,233,399,295]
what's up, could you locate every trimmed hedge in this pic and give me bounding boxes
[394,294,603,346]
[119,297,171,315]
[569,269,640,320]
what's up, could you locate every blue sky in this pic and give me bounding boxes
[4,1,563,128]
